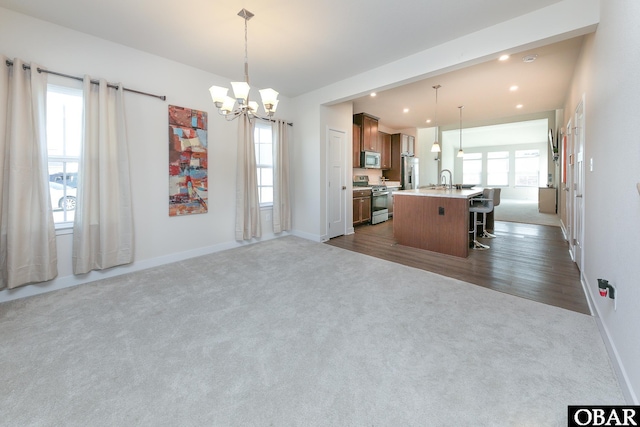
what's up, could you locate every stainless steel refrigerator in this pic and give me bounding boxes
[401,156,419,190]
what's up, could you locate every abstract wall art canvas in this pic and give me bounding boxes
[168,105,208,216]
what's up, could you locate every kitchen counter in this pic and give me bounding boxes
[393,188,482,257]
[393,187,482,199]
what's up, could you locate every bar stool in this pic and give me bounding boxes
[483,188,500,238]
[469,188,495,250]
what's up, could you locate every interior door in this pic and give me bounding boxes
[328,128,346,239]
[565,121,574,251]
[573,100,585,270]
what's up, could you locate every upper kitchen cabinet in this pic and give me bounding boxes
[379,131,391,170]
[400,133,415,156]
[352,123,361,168]
[353,113,380,153]
[383,133,416,180]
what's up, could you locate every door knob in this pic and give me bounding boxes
[342,186,346,190]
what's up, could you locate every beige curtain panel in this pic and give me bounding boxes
[235,115,261,241]
[0,56,58,290]
[72,76,133,274]
[272,119,291,234]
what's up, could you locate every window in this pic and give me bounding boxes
[515,149,540,187]
[487,151,509,186]
[46,85,82,227]
[254,122,273,206]
[462,152,482,185]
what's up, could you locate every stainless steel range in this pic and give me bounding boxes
[370,184,389,224]
[353,175,389,225]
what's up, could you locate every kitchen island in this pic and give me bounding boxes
[392,187,482,258]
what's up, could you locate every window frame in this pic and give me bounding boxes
[254,121,274,207]
[46,84,83,230]
[486,151,510,187]
[514,149,540,188]
[462,152,482,186]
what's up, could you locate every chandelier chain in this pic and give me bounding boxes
[244,15,249,84]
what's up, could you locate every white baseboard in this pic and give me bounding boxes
[583,275,638,404]
[0,232,298,304]
[290,229,324,242]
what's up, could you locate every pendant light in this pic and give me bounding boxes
[209,9,279,121]
[457,105,465,158]
[431,85,442,153]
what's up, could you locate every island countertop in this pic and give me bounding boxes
[393,187,482,199]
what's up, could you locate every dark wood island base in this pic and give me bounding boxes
[393,188,482,258]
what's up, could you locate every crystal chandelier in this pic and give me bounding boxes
[209,9,279,120]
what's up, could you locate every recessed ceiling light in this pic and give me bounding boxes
[499,54,510,61]
[403,108,409,113]
[510,85,519,91]
[516,104,523,109]
[522,54,538,63]
[370,92,377,97]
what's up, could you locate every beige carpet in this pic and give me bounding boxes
[494,198,560,227]
[0,236,622,426]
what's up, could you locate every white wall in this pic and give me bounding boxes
[416,127,439,186]
[439,116,554,198]
[0,8,292,302]
[562,1,640,403]
[447,142,548,200]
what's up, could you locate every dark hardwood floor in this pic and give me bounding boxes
[325,218,590,315]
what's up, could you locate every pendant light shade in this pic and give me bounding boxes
[431,85,442,153]
[259,88,279,115]
[209,86,228,106]
[221,96,236,115]
[231,81,250,104]
[457,105,465,158]
[431,138,441,153]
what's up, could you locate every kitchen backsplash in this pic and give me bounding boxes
[353,168,383,184]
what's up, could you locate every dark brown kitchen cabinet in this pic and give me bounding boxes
[352,123,361,168]
[353,113,379,153]
[353,189,371,225]
[382,133,403,181]
[382,133,416,181]
[379,131,391,169]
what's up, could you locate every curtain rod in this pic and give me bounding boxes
[5,59,166,101]
[256,116,293,127]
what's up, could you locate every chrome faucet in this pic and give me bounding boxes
[440,169,453,190]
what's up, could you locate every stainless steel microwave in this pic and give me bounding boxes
[361,151,381,169]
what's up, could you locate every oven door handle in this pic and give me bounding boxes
[374,191,390,196]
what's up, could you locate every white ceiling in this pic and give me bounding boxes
[354,36,584,131]
[0,0,585,130]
